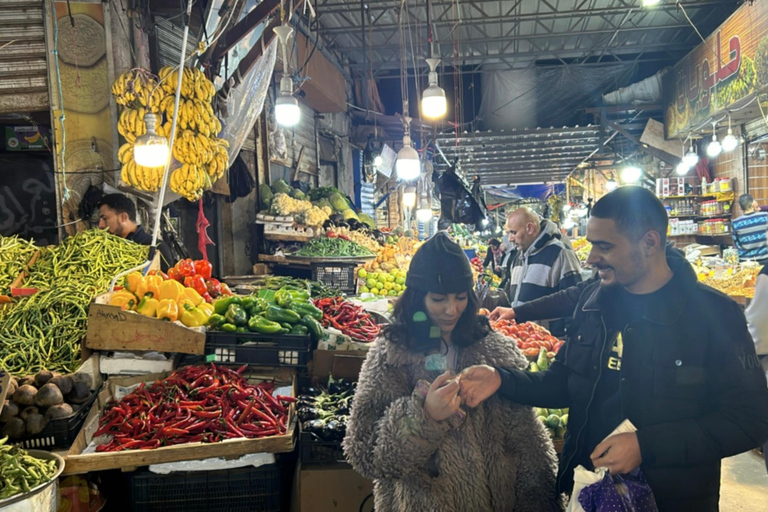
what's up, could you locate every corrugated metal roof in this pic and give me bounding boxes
[0,0,48,113]
[156,16,199,69]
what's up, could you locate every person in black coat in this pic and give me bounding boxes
[461,186,768,512]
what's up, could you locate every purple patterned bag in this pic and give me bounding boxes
[578,469,658,512]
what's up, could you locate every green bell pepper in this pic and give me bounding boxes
[265,305,301,324]
[281,322,293,330]
[213,296,242,315]
[288,289,311,301]
[290,324,309,335]
[274,288,294,308]
[236,327,249,333]
[220,323,238,333]
[241,297,258,310]
[291,302,323,321]
[279,327,291,334]
[247,316,282,334]
[207,313,227,328]
[226,304,248,327]
[257,289,277,303]
[301,315,324,340]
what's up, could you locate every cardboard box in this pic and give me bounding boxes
[99,353,176,376]
[85,291,206,355]
[295,464,373,512]
[311,349,367,382]
[63,368,297,475]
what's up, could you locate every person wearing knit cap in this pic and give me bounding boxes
[343,232,561,512]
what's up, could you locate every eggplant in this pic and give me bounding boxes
[329,213,344,224]
[336,404,350,416]
[303,419,326,436]
[323,420,345,441]
[298,407,323,423]
[300,386,322,397]
[322,219,335,229]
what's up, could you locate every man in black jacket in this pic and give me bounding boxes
[461,186,768,511]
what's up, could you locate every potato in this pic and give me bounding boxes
[45,403,74,421]
[35,383,64,407]
[25,413,47,435]
[49,375,73,395]
[18,376,36,388]
[67,381,91,405]
[7,377,18,397]
[70,373,93,390]
[2,417,25,439]
[0,400,18,422]
[19,406,40,421]
[12,385,38,406]
[34,370,54,388]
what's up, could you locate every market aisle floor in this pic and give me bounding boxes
[720,450,768,510]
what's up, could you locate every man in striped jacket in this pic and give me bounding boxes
[732,193,768,264]
[505,208,582,336]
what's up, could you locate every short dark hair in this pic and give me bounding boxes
[739,193,754,212]
[489,238,501,248]
[97,194,137,222]
[591,186,667,244]
[384,287,490,353]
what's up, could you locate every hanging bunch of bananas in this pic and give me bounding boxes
[111,65,229,201]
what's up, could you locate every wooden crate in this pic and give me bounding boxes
[85,292,206,355]
[63,368,297,475]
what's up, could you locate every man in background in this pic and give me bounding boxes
[732,193,768,264]
[97,194,175,270]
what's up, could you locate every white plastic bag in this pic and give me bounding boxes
[566,466,607,512]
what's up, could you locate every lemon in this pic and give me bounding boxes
[394,284,402,292]
[395,277,405,285]
[366,278,377,289]
[360,286,370,294]
[370,288,380,296]
[387,289,397,296]
[386,274,395,283]
[398,290,404,296]
[384,282,394,291]
[358,268,368,279]
[378,288,388,296]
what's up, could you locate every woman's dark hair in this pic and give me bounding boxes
[384,286,490,353]
[489,238,501,248]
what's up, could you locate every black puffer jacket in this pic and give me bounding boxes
[498,250,768,511]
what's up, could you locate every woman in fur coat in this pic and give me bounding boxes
[343,232,562,512]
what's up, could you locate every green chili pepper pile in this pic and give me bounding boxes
[0,230,148,375]
[0,436,58,500]
[0,236,38,294]
[294,237,373,258]
[251,276,341,299]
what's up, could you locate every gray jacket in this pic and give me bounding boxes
[343,331,562,512]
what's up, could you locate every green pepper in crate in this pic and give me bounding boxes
[288,289,311,301]
[220,323,238,332]
[246,298,268,317]
[279,327,291,334]
[207,313,227,328]
[257,289,277,303]
[248,316,282,334]
[291,302,323,321]
[301,315,324,340]
[214,296,242,315]
[265,305,301,324]
[241,296,258,310]
[226,304,248,326]
[236,327,248,333]
[274,288,294,308]
[290,324,309,335]
[281,322,293,330]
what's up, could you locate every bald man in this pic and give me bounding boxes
[505,208,582,336]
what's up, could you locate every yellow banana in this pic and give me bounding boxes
[118,143,133,164]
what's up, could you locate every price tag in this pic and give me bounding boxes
[205,354,216,362]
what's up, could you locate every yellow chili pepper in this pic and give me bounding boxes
[180,305,208,327]
[178,287,204,306]
[136,275,163,299]
[158,279,186,301]
[124,271,144,293]
[157,299,179,322]
[109,290,137,311]
[136,296,160,317]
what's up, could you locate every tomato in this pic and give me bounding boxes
[524,347,539,357]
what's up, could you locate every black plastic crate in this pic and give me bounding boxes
[311,262,357,294]
[15,389,98,450]
[128,464,281,512]
[206,331,312,367]
[299,430,347,465]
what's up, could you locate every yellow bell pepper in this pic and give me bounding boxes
[178,287,204,306]
[197,302,214,317]
[124,271,144,293]
[180,305,208,327]
[137,275,163,299]
[157,299,179,322]
[158,279,186,302]
[109,290,137,311]
[136,296,160,317]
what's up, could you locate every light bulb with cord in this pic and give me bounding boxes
[676,161,691,176]
[134,113,169,167]
[274,25,301,127]
[707,124,722,158]
[722,115,739,152]
[642,0,661,6]
[421,58,447,119]
[683,141,699,167]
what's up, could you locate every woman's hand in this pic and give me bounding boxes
[459,365,502,407]
[424,371,461,422]
[489,307,516,321]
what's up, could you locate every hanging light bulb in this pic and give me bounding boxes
[722,115,739,152]
[621,165,642,183]
[402,186,417,208]
[274,25,301,127]
[373,154,383,167]
[642,0,660,6]
[416,196,433,222]
[134,113,169,167]
[683,141,699,167]
[676,161,691,176]
[396,134,421,181]
[707,132,722,158]
[421,58,447,119]
[605,179,617,191]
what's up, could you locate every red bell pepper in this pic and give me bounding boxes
[194,259,213,280]
[176,259,195,278]
[167,267,182,282]
[184,275,208,296]
[206,278,222,298]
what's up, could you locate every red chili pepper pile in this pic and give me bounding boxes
[95,364,295,452]
[314,297,381,343]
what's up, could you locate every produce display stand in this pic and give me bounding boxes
[62,367,297,476]
[85,291,206,355]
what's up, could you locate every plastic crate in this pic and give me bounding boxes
[128,464,281,512]
[299,430,347,465]
[311,262,357,294]
[15,389,98,450]
[206,331,312,367]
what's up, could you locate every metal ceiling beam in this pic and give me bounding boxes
[437,146,601,158]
